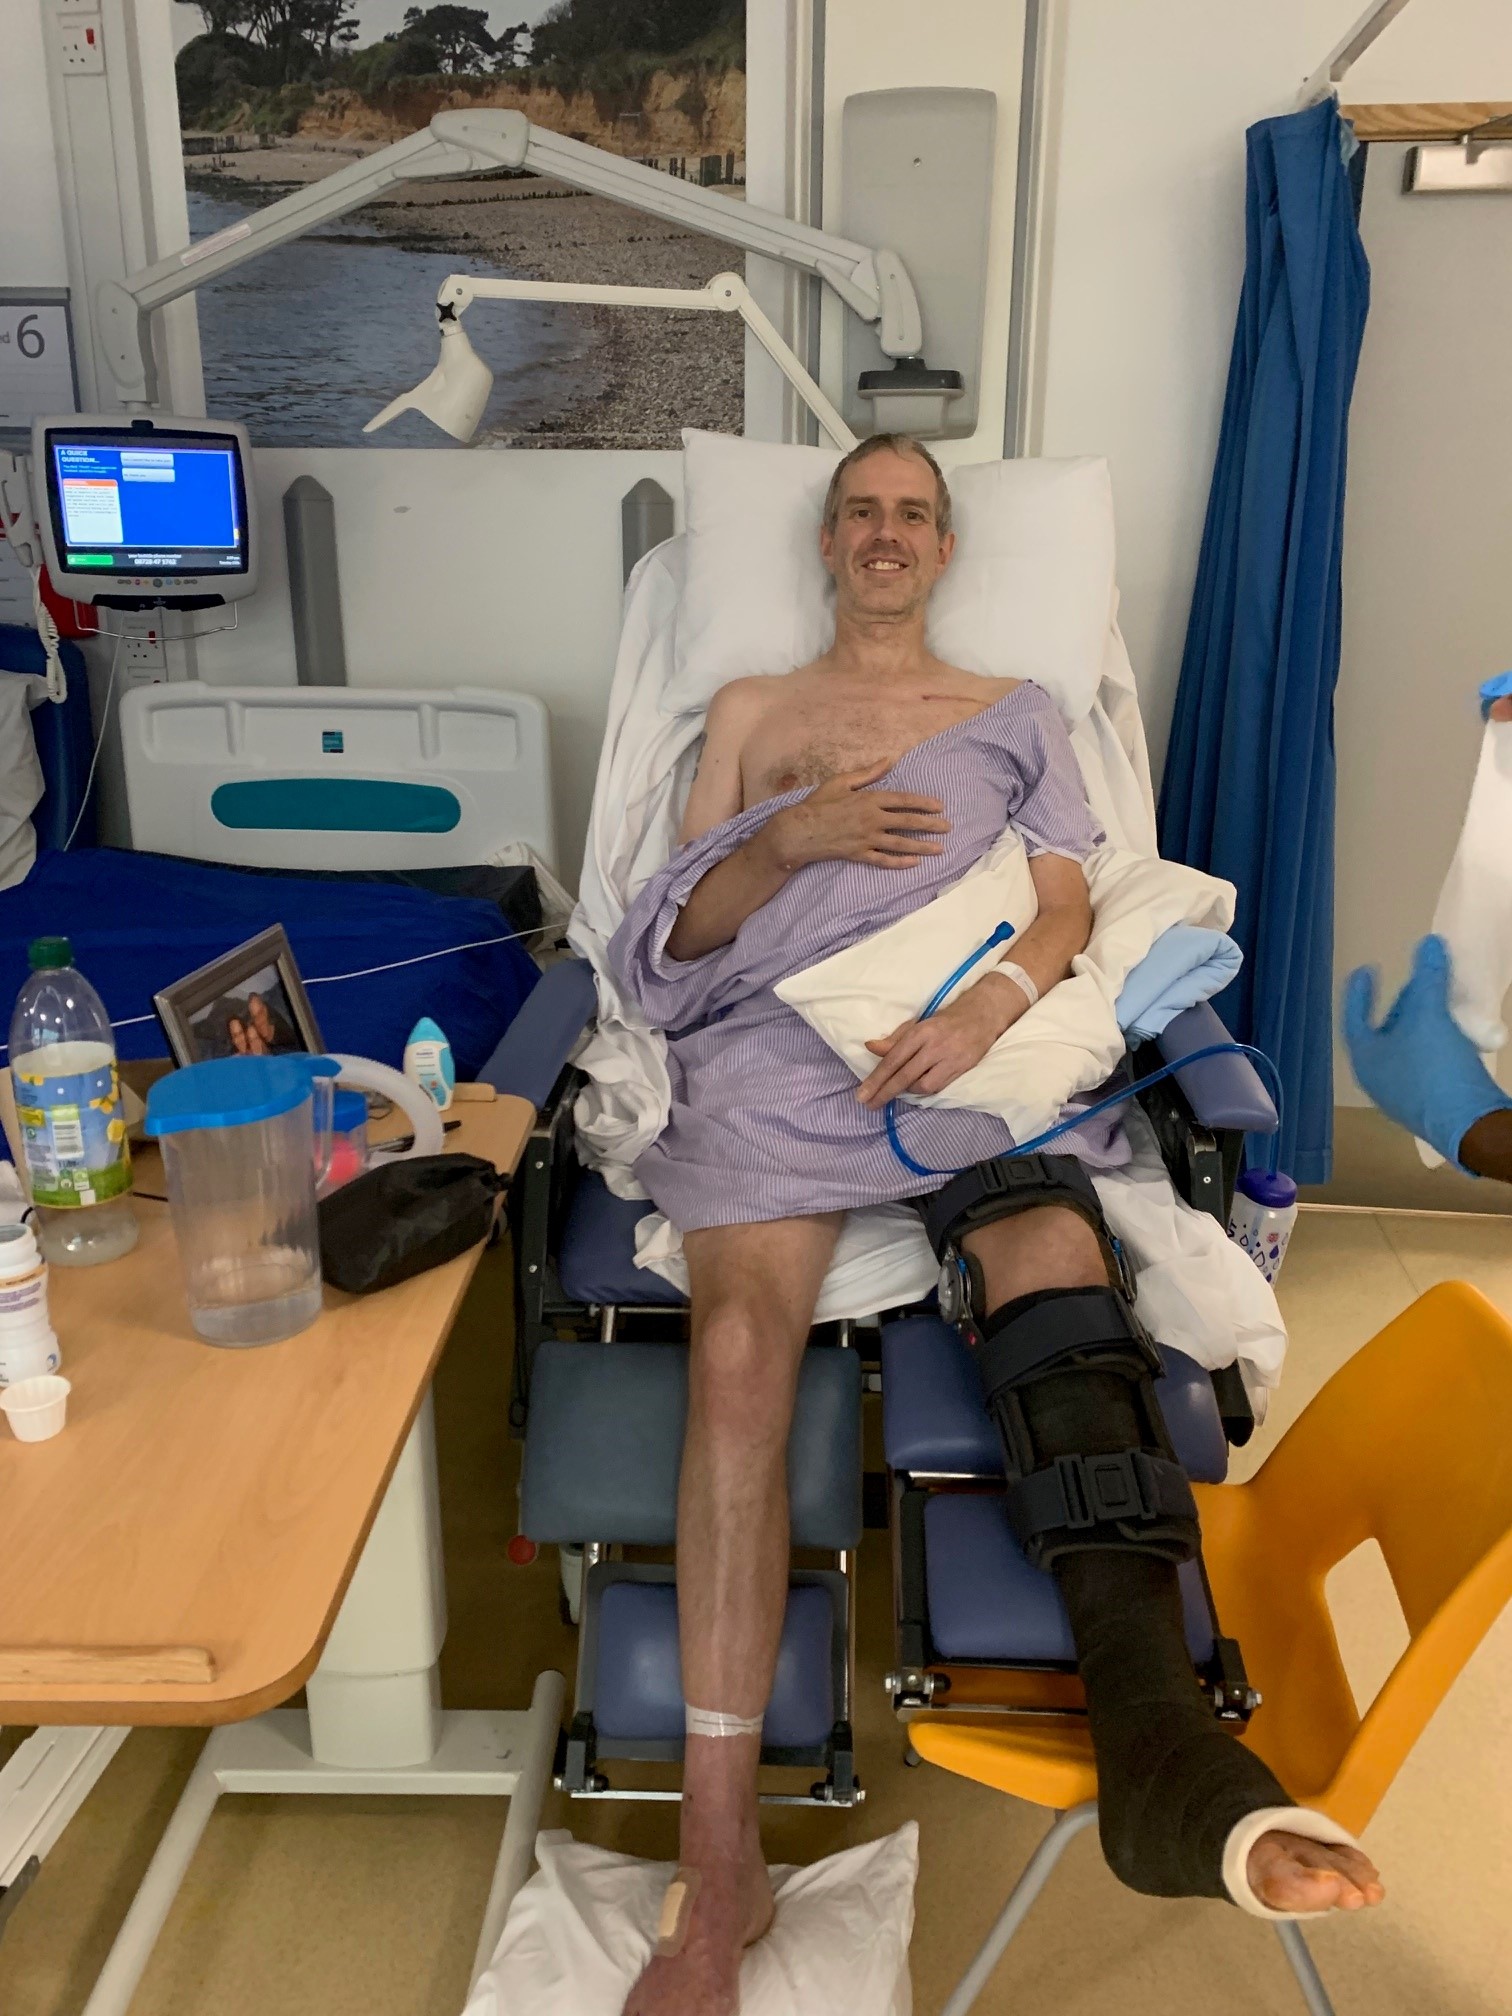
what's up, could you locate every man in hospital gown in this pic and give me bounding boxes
[610,438,1382,2016]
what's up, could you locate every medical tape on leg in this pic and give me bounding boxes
[655,1866,703,1956]
[685,1705,765,1740]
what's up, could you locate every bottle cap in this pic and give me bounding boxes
[1237,1168,1297,1209]
[27,936,74,972]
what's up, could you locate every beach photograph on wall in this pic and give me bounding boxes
[173,0,746,446]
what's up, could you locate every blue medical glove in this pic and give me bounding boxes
[1342,935,1512,1170]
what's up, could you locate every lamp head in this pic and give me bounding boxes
[365,315,493,441]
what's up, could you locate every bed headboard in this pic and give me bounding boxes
[119,683,556,873]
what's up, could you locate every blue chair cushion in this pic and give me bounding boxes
[593,1580,835,1749]
[922,1492,1216,1666]
[557,1170,684,1307]
[880,1314,1229,1485]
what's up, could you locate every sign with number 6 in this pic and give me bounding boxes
[0,291,79,435]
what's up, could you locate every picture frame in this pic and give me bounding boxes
[154,925,325,1068]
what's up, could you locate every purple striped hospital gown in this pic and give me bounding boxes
[608,682,1128,1232]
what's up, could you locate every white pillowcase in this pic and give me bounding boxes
[775,832,1235,1146]
[467,1827,919,2016]
[666,428,1117,726]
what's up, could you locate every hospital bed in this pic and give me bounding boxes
[482,443,1283,1808]
[0,668,552,1080]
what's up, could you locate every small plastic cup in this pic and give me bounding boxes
[0,1373,71,1442]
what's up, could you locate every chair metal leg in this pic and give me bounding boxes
[1274,1919,1339,2016]
[939,1802,1099,2016]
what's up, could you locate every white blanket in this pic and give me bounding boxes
[569,539,1287,1384]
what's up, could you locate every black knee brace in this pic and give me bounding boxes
[916,1153,1200,1572]
[977,1284,1200,1569]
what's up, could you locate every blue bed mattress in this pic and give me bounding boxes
[0,848,539,1076]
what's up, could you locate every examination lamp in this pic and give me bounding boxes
[96,109,960,437]
[365,272,857,450]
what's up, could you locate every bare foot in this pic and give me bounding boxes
[1247,1831,1385,1914]
[622,1849,775,2016]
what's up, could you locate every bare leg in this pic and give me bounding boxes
[961,1207,1384,1915]
[624,1212,843,2016]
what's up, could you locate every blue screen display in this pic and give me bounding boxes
[49,436,247,577]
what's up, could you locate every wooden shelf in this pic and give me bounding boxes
[1343,101,1512,143]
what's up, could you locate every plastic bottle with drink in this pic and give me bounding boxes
[9,936,138,1266]
[1227,1167,1298,1286]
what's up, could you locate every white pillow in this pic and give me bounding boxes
[467,1826,919,2016]
[666,429,1117,726]
[775,838,1235,1146]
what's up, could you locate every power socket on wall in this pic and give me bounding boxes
[54,16,105,72]
[120,629,167,682]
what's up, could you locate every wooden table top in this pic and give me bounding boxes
[0,1091,534,1726]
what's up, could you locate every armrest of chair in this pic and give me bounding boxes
[480,957,597,1112]
[1134,1002,1269,1452]
[487,959,597,1435]
[1153,1002,1277,1135]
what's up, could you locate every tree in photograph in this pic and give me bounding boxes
[492,20,531,68]
[400,4,498,73]
[193,0,358,81]
[531,0,738,68]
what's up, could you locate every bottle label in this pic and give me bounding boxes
[1227,1204,1293,1284]
[0,1332,61,1385]
[14,1055,133,1209]
[0,1261,49,1322]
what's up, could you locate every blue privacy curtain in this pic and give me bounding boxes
[1158,98,1369,1185]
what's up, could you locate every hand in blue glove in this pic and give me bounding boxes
[1342,935,1512,1170]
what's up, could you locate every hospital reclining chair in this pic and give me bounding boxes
[483,959,1277,1804]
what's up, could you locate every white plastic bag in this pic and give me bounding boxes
[466,1826,919,2016]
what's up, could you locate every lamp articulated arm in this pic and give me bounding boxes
[96,109,923,409]
[362,270,859,451]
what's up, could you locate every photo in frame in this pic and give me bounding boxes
[155,925,324,1068]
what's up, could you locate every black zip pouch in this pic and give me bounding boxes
[317,1153,507,1295]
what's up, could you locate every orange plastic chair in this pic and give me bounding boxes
[911,1281,1512,2015]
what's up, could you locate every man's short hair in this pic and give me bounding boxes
[821,433,952,540]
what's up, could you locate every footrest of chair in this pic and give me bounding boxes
[583,1567,843,1758]
[521,1340,863,1549]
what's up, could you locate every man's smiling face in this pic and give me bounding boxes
[819,445,955,621]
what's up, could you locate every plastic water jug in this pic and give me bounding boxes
[9,935,137,1267]
[144,1056,335,1347]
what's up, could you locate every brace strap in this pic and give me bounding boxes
[976,1283,1199,1567]
[1013,1447,1197,1541]
[685,1705,764,1740]
[977,1284,1161,1391]
[919,1151,1115,1270]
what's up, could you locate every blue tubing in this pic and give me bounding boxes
[879,920,1285,1182]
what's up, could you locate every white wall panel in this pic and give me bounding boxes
[190,446,684,882]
